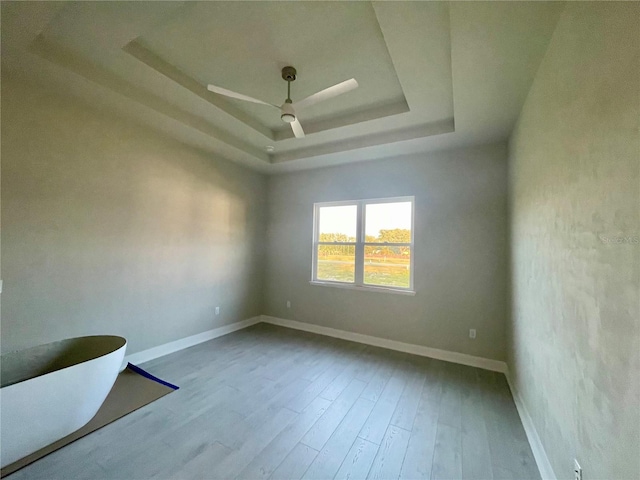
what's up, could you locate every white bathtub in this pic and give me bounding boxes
[0,335,126,468]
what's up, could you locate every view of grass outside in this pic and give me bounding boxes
[316,244,356,282]
[316,231,411,288]
[363,245,410,287]
[317,255,410,287]
[317,256,355,283]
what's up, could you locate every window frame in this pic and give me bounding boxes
[311,196,415,295]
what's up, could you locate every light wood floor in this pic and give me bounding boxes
[8,323,540,480]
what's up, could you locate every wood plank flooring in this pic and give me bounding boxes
[8,323,540,480]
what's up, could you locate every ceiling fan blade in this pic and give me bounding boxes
[207,84,278,108]
[293,78,358,110]
[291,118,305,138]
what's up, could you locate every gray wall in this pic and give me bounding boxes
[507,3,639,479]
[265,144,509,361]
[1,77,267,355]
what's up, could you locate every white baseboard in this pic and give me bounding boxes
[261,315,508,373]
[506,369,556,480]
[123,314,508,375]
[123,316,261,367]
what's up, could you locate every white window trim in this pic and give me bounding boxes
[311,196,415,295]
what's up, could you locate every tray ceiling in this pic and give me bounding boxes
[136,2,407,130]
[1,1,564,173]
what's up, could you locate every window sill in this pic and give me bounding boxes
[309,280,416,296]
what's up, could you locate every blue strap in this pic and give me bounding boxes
[127,362,180,390]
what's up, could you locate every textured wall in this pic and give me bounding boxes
[265,144,509,361]
[1,77,267,355]
[508,3,639,479]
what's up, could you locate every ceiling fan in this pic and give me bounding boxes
[207,66,358,139]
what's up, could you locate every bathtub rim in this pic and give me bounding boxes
[1,335,127,389]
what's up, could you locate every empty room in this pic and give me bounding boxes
[1,1,638,480]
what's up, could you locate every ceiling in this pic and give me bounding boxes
[1,1,564,173]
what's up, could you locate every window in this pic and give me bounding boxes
[312,197,414,293]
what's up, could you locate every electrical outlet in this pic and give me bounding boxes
[574,459,582,480]
[215,306,220,315]
[469,329,476,339]
[286,300,291,309]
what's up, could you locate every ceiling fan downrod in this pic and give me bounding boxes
[281,66,297,122]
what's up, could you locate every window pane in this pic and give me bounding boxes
[365,202,412,243]
[364,246,411,288]
[318,205,357,242]
[317,244,355,283]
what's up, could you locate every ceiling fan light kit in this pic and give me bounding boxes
[280,101,296,123]
[207,66,358,139]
